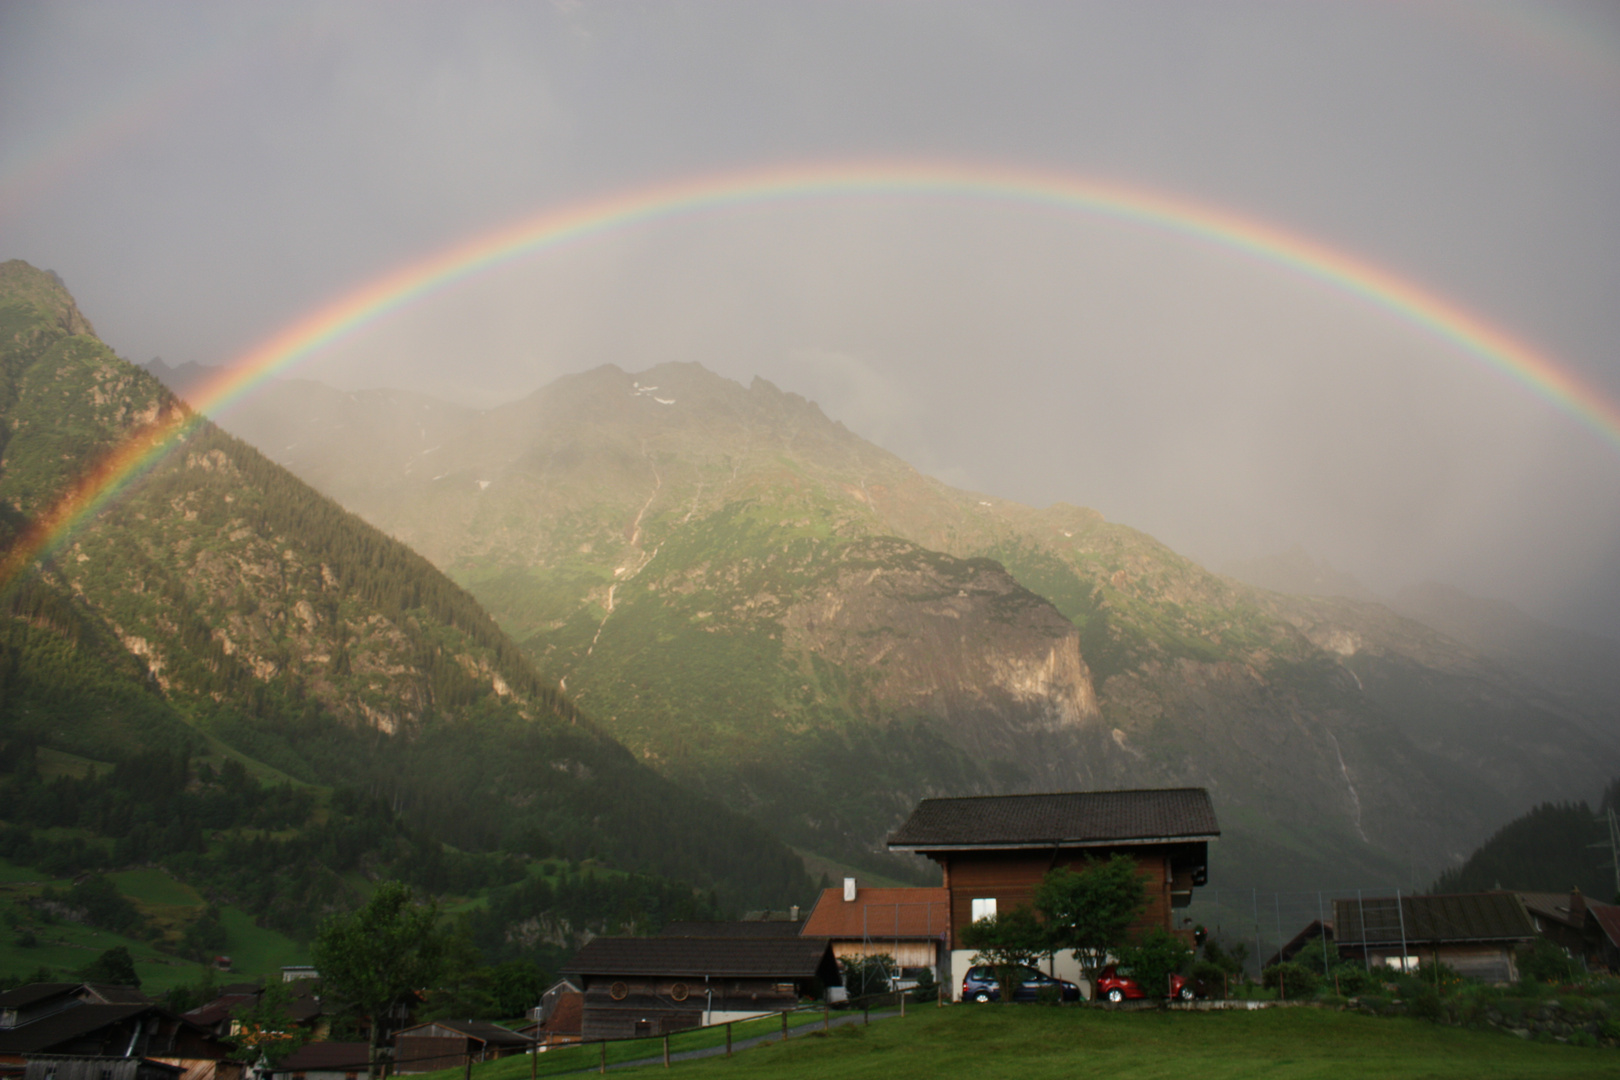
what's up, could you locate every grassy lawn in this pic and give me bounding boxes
[569,1005,1610,1080]
[217,905,306,977]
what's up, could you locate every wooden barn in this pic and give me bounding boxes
[391,1021,529,1074]
[1333,892,1535,982]
[562,936,837,1041]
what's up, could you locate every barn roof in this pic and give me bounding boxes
[563,937,836,981]
[887,789,1218,851]
[660,921,804,938]
[1333,893,1535,947]
[0,1004,155,1054]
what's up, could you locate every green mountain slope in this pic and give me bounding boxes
[0,261,813,937]
[182,359,1620,890]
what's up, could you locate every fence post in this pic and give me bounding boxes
[463,1052,472,1080]
[530,1037,538,1080]
[599,1041,606,1075]
[725,1022,732,1058]
[823,1005,830,1032]
[663,1032,669,1069]
[900,990,906,1018]
[781,1010,788,1038]
[863,1003,869,1026]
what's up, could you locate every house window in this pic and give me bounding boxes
[971,898,997,923]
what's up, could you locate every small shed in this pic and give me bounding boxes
[391,1022,529,1074]
[1333,892,1535,982]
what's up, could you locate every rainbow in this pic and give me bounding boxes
[5,159,1619,589]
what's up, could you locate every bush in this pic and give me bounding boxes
[1116,928,1194,1000]
[1262,961,1321,999]
[911,967,937,1000]
[1518,938,1578,985]
[1190,960,1227,998]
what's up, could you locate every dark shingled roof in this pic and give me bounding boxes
[0,985,81,1010]
[395,1021,529,1048]
[1333,893,1535,947]
[563,937,835,980]
[0,1004,154,1054]
[272,1042,372,1073]
[887,789,1219,850]
[660,921,804,939]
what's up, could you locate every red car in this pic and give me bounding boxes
[1094,963,1196,1002]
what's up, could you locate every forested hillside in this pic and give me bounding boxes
[1430,780,1620,901]
[0,261,814,980]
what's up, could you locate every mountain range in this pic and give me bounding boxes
[0,260,812,948]
[160,351,1620,891]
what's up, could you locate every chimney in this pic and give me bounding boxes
[844,877,857,902]
[789,904,799,921]
[1571,887,1587,922]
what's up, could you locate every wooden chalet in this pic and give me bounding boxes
[561,936,838,1041]
[1333,893,1535,982]
[391,1022,530,1074]
[0,985,228,1080]
[798,884,948,980]
[887,788,1218,997]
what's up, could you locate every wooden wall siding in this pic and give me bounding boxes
[942,850,1173,949]
[577,976,802,1041]
[828,941,937,968]
[391,1037,465,1074]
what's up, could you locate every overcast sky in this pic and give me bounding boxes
[3,1,1619,637]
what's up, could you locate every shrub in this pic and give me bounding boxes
[1518,938,1578,985]
[1190,960,1227,998]
[1262,961,1321,999]
[1116,928,1194,1001]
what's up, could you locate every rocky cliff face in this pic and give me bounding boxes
[180,357,1620,888]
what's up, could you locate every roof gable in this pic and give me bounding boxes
[888,789,1218,850]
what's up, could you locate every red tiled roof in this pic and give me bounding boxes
[800,888,949,940]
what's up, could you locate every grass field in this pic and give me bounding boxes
[458,1005,1614,1080]
[217,905,306,976]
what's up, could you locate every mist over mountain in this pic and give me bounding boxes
[179,355,1620,891]
[0,261,812,927]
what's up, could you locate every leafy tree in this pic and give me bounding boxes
[226,982,307,1068]
[79,946,139,987]
[1117,927,1194,1001]
[1032,856,1146,999]
[958,906,1045,1005]
[311,881,447,1080]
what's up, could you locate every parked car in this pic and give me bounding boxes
[961,964,1082,1003]
[1094,963,1196,1002]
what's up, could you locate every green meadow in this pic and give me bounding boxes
[430,1005,1613,1080]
